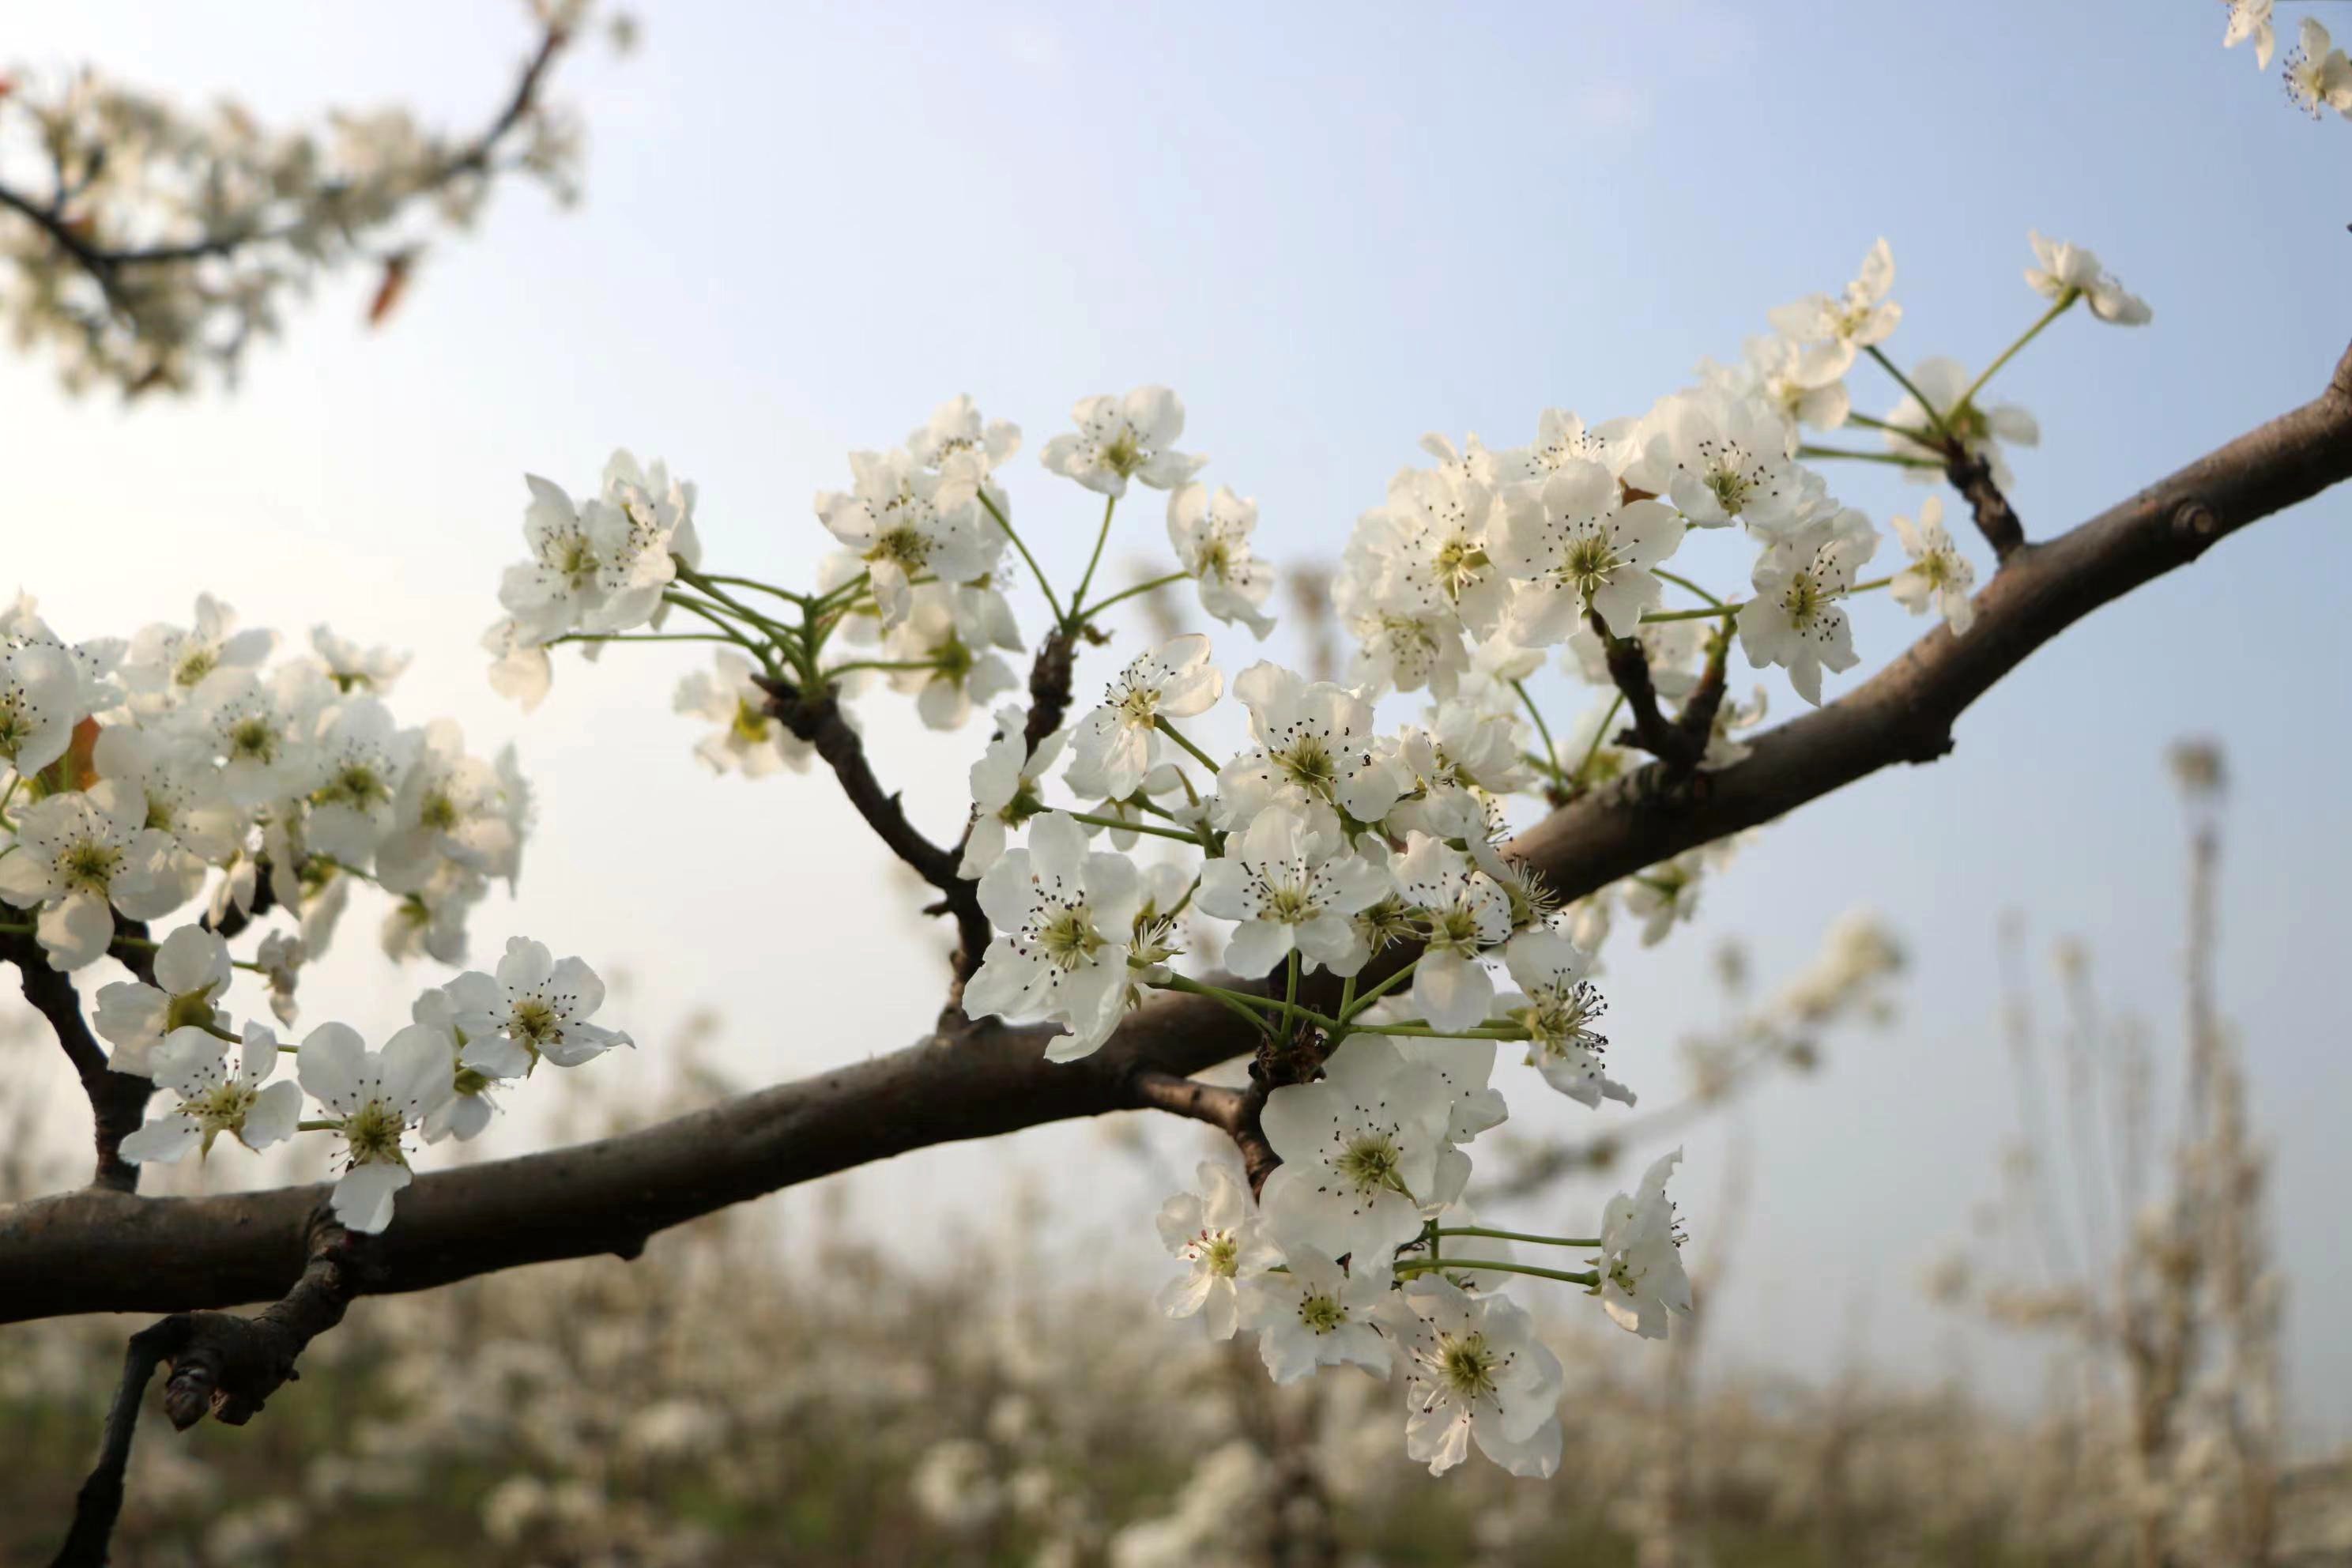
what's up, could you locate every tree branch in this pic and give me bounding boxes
[2,337,2346,1326]
[5,933,153,1193]
[1947,446,2029,560]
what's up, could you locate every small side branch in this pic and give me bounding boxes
[6,934,153,1193]
[50,1219,366,1568]
[1600,616,1705,771]
[1946,447,2029,561]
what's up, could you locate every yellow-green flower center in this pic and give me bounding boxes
[1438,1332,1499,1398]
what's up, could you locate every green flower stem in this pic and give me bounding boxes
[199,1021,243,1045]
[1394,1258,1600,1288]
[1960,291,2077,413]
[1076,570,1191,622]
[1154,718,1223,775]
[294,1119,341,1133]
[548,631,741,646]
[1796,444,1943,469]
[1064,810,1203,845]
[1574,692,1626,784]
[1841,410,1941,445]
[1864,345,1954,442]
[1432,1226,1602,1250]
[1068,493,1118,630]
[1640,604,1746,624]
[1338,957,1418,1024]
[1511,680,1563,784]
[695,571,811,607]
[674,566,796,640]
[1847,575,1895,595]
[976,492,1067,626]
[1149,972,1283,1038]
[1337,974,1357,1020]
[818,658,944,679]
[660,593,784,679]
[1283,950,1301,1036]
[1348,1022,1532,1042]
[1652,568,1724,609]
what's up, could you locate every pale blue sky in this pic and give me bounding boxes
[6,2,2347,1435]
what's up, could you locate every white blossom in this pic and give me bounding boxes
[296,1020,458,1234]
[1068,635,1223,802]
[1501,930,1634,1108]
[1736,504,1879,706]
[1593,1148,1694,1339]
[1626,389,1809,530]
[673,651,808,777]
[1238,1242,1390,1383]
[1392,834,1511,1034]
[815,448,990,629]
[2024,232,2151,326]
[1166,483,1276,638]
[92,925,235,1076]
[965,811,1142,1061]
[1375,1276,1565,1478]
[1498,457,1686,643]
[0,640,82,778]
[2282,17,2352,118]
[1766,237,1901,388]
[1889,496,1978,633]
[1039,386,1205,498]
[447,936,631,1076]
[1153,1161,1280,1340]
[2223,0,2275,70]
[1213,662,1400,829]
[1259,1034,1452,1259]
[119,1022,300,1163]
[0,782,192,969]
[959,703,1065,879]
[1196,804,1389,978]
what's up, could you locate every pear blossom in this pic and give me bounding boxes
[1767,237,1901,387]
[1393,1035,1508,1208]
[1196,804,1389,978]
[375,720,527,889]
[1736,504,1879,705]
[1154,1161,1281,1341]
[1259,1034,1452,1258]
[672,652,809,777]
[1593,1148,1694,1340]
[1501,930,1634,1108]
[500,474,680,643]
[297,1020,458,1234]
[2282,17,2352,117]
[1702,684,1770,771]
[86,929,232,1080]
[960,703,1065,879]
[601,449,703,588]
[119,1022,300,1163]
[409,986,498,1143]
[1497,456,1686,642]
[1878,356,2040,488]
[190,663,331,808]
[909,394,1022,513]
[311,625,411,694]
[0,782,191,969]
[1336,568,1470,699]
[1888,496,1978,633]
[964,811,1143,1061]
[815,448,991,629]
[303,697,418,861]
[256,930,306,1025]
[481,617,553,710]
[1166,483,1276,638]
[1487,408,1642,487]
[0,640,85,778]
[1213,662,1400,829]
[1702,334,1853,433]
[1,596,124,722]
[2023,232,2151,326]
[447,937,631,1076]
[1375,1276,1566,1478]
[1039,386,1204,497]
[2223,0,2275,70]
[883,585,1018,730]
[91,723,242,866]
[1387,709,1532,842]
[1392,835,1512,1033]
[1238,1242,1390,1383]
[1626,389,1808,530]
[1068,635,1223,802]
[120,594,276,713]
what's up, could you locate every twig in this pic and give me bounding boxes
[5,933,153,1193]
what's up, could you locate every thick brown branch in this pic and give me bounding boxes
[6,935,153,1193]
[3,338,2348,1325]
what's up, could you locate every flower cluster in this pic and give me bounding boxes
[474,224,2155,1479]
[2220,4,2352,120]
[0,591,628,1233]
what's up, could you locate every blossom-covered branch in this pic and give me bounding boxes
[0,0,612,395]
